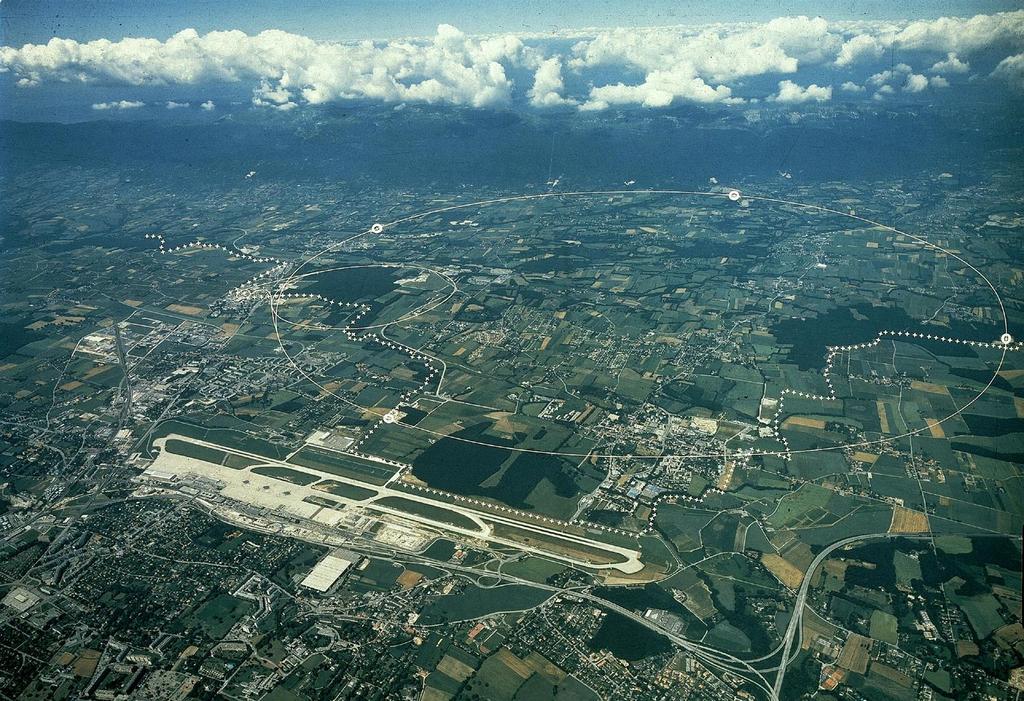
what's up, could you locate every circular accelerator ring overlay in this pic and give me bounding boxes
[268,189,1018,462]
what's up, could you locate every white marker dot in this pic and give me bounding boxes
[370,223,384,234]
[1001,333,1013,345]
[727,190,741,202]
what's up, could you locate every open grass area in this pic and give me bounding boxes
[288,446,397,485]
[152,420,292,460]
[190,593,253,639]
[498,556,569,584]
[654,504,716,552]
[251,465,320,486]
[766,484,834,530]
[488,522,627,566]
[373,496,479,531]
[418,584,552,625]
[869,610,899,645]
[164,438,228,466]
[313,480,377,501]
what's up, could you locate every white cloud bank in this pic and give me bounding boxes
[92,100,145,110]
[2,24,527,109]
[903,73,930,93]
[2,11,1023,111]
[992,52,1024,89]
[771,80,832,103]
[835,34,887,67]
[930,52,970,74]
[528,57,575,107]
[580,72,739,111]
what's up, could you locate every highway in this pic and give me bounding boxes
[146,433,1024,700]
[112,322,133,425]
[769,530,1021,700]
[147,480,1021,701]
[170,488,779,697]
[769,532,896,700]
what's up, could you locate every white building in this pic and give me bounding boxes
[300,549,361,592]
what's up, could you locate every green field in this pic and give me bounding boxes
[373,496,479,530]
[654,504,717,551]
[315,480,377,501]
[894,551,923,587]
[418,583,552,624]
[164,438,229,466]
[869,609,899,645]
[488,522,627,566]
[190,593,254,639]
[251,465,320,486]
[152,419,292,461]
[288,446,397,485]
[705,620,752,653]
[947,587,1005,640]
[497,556,569,584]
[766,484,834,530]
[223,453,263,469]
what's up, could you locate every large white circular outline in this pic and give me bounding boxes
[267,189,1015,461]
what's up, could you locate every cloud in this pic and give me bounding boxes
[903,73,929,92]
[282,24,524,108]
[929,52,969,74]
[567,17,846,110]
[200,100,216,110]
[0,25,526,109]
[770,80,831,103]
[570,10,1024,79]
[840,80,864,92]
[893,10,1024,53]
[873,84,896,100]
[835,34,885,66]
[580,69,739,110]
[165,100,190,109]
[568,23,801,83]
[2,12,1023,111]
[756,15,844,64]
[252,79,297,110]
[991,52,1024,90]
[92,100,145,110]
[528,57,575,107]
[929,75,949,88]
[867,63,912,86]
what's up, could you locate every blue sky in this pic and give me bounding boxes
[3,0,1022,44]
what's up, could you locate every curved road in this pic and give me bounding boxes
[770,530,1021,700]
